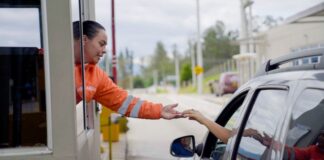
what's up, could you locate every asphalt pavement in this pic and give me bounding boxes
[101,133,127,160]
[101,93,231,160]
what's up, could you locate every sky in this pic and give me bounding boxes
[93,0,324,65]
[0,0,323,65]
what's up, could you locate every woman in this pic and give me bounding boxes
[73,20,181,120]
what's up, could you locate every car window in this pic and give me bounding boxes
[285,89,324,147]
[235,89,288,160]
[224,106,242,131]
[210,103,243,160]
[205,91,248,159]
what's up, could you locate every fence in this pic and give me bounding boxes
[204,59,237,77]
[204,54,258,87]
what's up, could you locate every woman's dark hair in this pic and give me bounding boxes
[73,20,105,40]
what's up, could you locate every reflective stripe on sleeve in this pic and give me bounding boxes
[118,95,134,115]
[130,100,143,118]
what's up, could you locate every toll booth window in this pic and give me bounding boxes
[0,1,47,149]
[0,8,41,47]
[72,0,97,131]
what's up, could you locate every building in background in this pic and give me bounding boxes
[236,2,324,85]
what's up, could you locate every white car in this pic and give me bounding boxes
[170,48,324,160]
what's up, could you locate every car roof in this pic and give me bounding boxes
[255,47,324,77]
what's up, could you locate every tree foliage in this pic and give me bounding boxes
[252,15,284,32]
[117,51,128,88]
[147,41,174,82]
[118,48,134,88]
[180,63,192,82]
[202,21,239,71]
[133,76,144,88]
[132,20,240,87]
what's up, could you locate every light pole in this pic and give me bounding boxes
[173,45,180,93]
[196,0,203,94]
[111,0,117,83]
[189,40,196,87]
[240,0,254,54]
[246,0,254,53]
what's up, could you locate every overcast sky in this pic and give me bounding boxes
[93,0,324,64]
[0,0,323,64]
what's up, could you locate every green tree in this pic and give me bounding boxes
[118,48,134,88]
[202,21,239,71]
[133,76,144,88]
[180,63,192,83]
[147,41,174,82]
[117,51,128,88]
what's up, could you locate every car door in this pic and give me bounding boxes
[281,74,324,159]
[200,89,250,159]
[225,86,290,160]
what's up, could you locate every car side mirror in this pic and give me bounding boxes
[170,135,195,157]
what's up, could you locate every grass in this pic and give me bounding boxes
[156,87,168,93]
[179,85,196,94]
[179,73,221,94]
[203,73,220,93]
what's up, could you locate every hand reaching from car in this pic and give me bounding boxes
[182,109,209,125]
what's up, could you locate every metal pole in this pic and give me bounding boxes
[240,0,249,54]
[129,51,133,90]
[196,0,203,94]
[173,46,180,93]
[153,70,158,92]
[78,0,87,129]
[111,0,117,83]
[248,5,254,53]
[189,41,196,87]
[108,114,112,160]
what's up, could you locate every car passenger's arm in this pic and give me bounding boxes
[183,109,232,143]
[204,119,232,143]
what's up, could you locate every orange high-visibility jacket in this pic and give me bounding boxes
[75,64,162,119]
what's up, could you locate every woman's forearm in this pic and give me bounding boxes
[202,118,231,143]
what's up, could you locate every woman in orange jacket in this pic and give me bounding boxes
[73,20,182,120]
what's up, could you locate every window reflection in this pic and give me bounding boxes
[0,1,46,148]
[236,90,287,160]
[0,47,46,148]
[285,89,324,147]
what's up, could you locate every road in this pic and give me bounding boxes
[125,92,227,160]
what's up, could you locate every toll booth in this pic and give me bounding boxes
[0,0,102,160]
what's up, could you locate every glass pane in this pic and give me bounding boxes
[0,1,47,148]
[285,89,324,147]
[224,91,248,131]
[71,0,93,130]
[225,106,243,131]
[236,90,287,160]
[0,8,40,47]
[213,92,247,159]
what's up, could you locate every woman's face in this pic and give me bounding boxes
[84,29,107,64]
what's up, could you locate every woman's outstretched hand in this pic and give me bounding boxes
[182,109,207,125]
